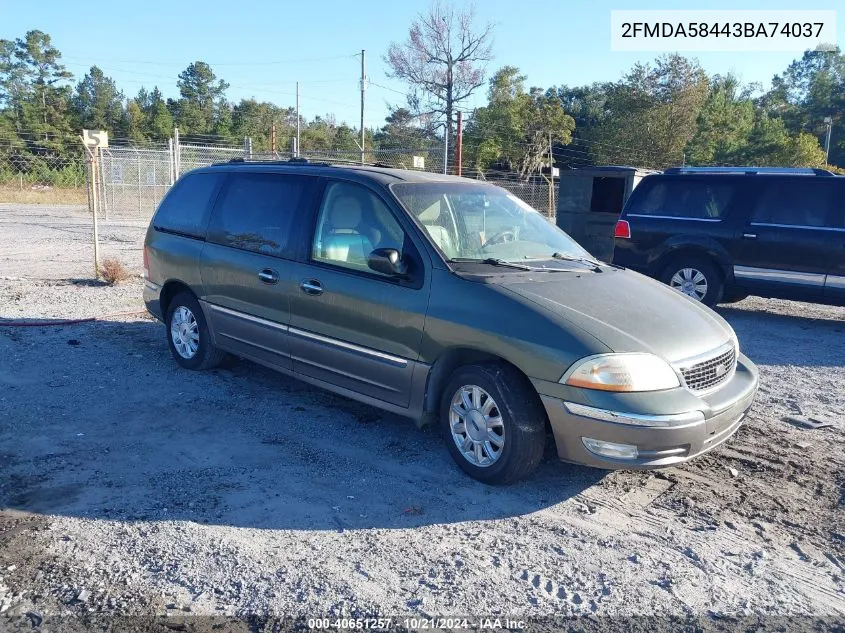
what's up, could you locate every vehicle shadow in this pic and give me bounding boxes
[0,317,603,532]
[716,303,844,368]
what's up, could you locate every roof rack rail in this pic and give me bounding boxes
[217,156,399,169]
[663,166,835,176]
[216,157,332,167]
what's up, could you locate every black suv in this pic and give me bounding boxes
[612,167,845,307]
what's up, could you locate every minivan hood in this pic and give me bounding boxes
[499,268,735,363]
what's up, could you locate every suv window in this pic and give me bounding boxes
[312,181,406,275]
[750,180,835,228]
[628,178,734,220]
[153,172,223,237]
[207,172,315,257]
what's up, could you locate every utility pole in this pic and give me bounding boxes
[455,111,463,176]
[296,82,300,158]
[271,122,276,154]
[824,116,833,164]
[360,49,366,165]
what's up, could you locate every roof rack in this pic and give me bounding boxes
[222,156,331,166]
[663,166,836,176]
[219,156,399,169]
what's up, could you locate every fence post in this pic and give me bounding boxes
[168,138,174,185]
[173,127,181,176]
[99,149,108,221]
[455,111,463,177]
[443,124,449,175]
[136,148,142,216]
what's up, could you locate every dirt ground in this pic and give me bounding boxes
[0,204,843,631]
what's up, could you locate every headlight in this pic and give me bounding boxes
[561,353,680,392]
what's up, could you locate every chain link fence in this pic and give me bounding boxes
[0,136,558,220]
[0,147,87,205]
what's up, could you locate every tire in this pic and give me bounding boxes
[660,256,724,307]
[440,363,546,485]
[164,291,226,370]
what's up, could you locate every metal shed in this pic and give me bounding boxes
[555,166,657,261]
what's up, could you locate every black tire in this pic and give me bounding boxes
[660,256,724,307]
[439,363,546,485]
[164,291,226,370]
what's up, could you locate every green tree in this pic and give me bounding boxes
[586,54,710,168]
[738,115,826,166]
[761,47,845,166]
[123,98,145,143]
[372,107,436,167]
[466,67,575,177]
[175,61,229,135]
[11,30,74,152]
[71,66,125,133]
[143,88,173,140]
[685,74,755,165]
[0,38,26,130]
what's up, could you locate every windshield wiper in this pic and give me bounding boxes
[551,252,603,272]
[449,257,534,271]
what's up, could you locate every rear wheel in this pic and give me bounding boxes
[660,256,723,307]
[440,363,546,485]
[165,292,226,370]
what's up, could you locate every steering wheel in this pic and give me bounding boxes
[482,230,517,248]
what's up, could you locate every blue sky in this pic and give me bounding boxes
[3,0,842,130]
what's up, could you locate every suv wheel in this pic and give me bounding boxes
[165,291,226,370]
[440,363,546,485]
[660,257,723,307]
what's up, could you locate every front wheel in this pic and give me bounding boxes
[440,363,546,485]
[660,257,723,307]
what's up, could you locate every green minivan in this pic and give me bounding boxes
[143,160,758,484]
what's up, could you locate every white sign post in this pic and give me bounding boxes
[81,130,108,279]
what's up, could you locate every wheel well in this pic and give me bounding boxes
[159,281,195,318]
[422,348,542,421]
[654,248,728,282]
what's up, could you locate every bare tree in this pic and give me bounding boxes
[385,1,493,139]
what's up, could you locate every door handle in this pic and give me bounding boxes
[257,269,279,284]
[742,233,757,239]
[300,279,323,295]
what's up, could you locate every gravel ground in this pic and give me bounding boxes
[0,204,843,630]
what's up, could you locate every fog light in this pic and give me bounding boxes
[582,437,639,460]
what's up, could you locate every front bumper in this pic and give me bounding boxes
[539,353,758,469]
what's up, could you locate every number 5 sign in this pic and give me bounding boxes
[82,129,108,149]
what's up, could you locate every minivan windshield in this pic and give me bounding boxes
[391,182,594,264]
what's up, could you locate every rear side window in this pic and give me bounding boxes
[153,172,223,237]
[627,178,734,220]
[750,180,836,228]
[207,173,317,257]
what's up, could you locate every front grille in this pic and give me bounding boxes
[678,345,736,393]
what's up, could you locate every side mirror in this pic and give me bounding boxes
[367,248,408,278]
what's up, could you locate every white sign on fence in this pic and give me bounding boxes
[82,129,109,149]
[412,156,425,169]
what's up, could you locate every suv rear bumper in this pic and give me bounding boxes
[540,354,758,469]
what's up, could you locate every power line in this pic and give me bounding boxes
[60,53,359,68]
